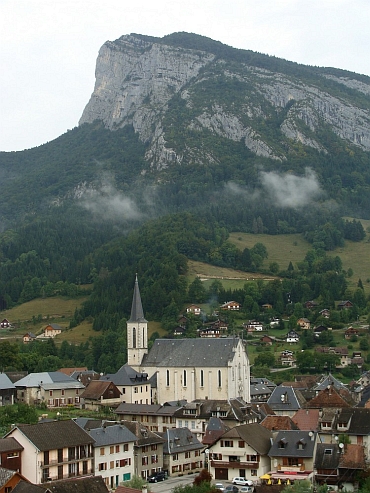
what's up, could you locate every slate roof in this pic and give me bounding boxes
[128,275,147,323]
[0,373,16,390]
[12,481,47,493]
[314,373,347,391]
[345,407,370,435]
[100,365,148,386]
[162,427,204,454]
[202,417,230,446]
[13,420,94,451]
[0,437,24,453]
[0,467,16,487]
[14,372,76,387]
[73,417,103,431]
[292,409,320,431]
[115,402,180,417]
[315,443,366,470]
[267,386,306,412]
[46,476,109,493]
[269,430,317,458]
[89,424,137,447]
[219,423,272,455]
[250,383,272,399]
[141,337,243,367]
[314,443,340,469]
[260,415,299,431]
[119,420,166,447]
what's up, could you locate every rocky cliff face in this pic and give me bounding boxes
[80,33,370,170]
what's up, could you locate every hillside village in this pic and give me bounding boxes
[0,279,370,492]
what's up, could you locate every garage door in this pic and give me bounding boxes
[215,468,228,480]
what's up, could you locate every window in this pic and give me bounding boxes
[123,444,129,452]
[49,390,53,397]
[183,370,187,387]
[172,453,178,461]
[151,444,158,451]
[185,420,189,428]
[191,421,196,429]
[178,420,182,428]
[61,389,65,396]
[218,370,222,387]
[195,450,200,457]
[151,455,158,463]
[166,370,170,387]
[221,440,233,447]
[110,461,114,469]
[116,445,120,453]
[251,470,258,477]
[142,457,149,466]
[110,446,114,454]
[134,387,138,393]
[238,441,245,448]
[7,452,19,458]
[324,449,333,455]
[99,463,107,471]
[185,451,191,459]
[100,448,105,456]
[200,370,204,387]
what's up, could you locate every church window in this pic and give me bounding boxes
[166,370,170,387]
[183,370,187,387]
[200,370,204,387]
[218,370,222,387]
[133,328,136,348]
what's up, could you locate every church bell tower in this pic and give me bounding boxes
[127,275,148,370]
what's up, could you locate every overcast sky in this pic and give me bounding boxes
[1,0,370,152]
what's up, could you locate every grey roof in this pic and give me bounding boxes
[41,381,85,390]
[47,476,109,493]
[217,423,272,455]
[119,420,166,446]
[269,430,317,458]
[267,386,306,411]
[73,417,103,431]
[115,403,181,416]
[12,481,48,493]
[314,373,347,391]
[0,467,16,487]
[0,437,24,453]
[0,373,16,390]
[13,420,94,451]
[162,427,204,454]
[128,275,147,323]
[314,443,340,469]
[15,371,76,387]
[142,337,243,367]
[100,365,148,386]
[89,424,137,447]
[250,383,272,397]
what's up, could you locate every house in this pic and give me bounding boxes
[250,383,272,402]
[114,403,180,433]
[297,318,310,330]
[80,381,122,411]
[207,423,272,482]
[245,321,263,333]
[344,327,359,339]
[160,427,204,477]
[174,398,258,439]
[41,324,62,338]
[304,301,318,310]
[260,415,299,432]
[268,430,318,483]
[279,353,296,367]
[14,371,84,407]
[199,320,229,338]
[0,319,11,329]
[12,476,110,493]
[315,443,366,491]
[100,365,151,405]
[315,347,350,368]
[337,300,353,310]
[186,305,201,316]
[0,437,24,471]
[5,420,94,484]
[319,309,330,318]
[220,301,240,311]
[173,326,186,336]
[23,333,36,343]
[202,417,230,447]
[267,386,306,417]
[118,420,166,481]
[313,325,328,337]
[127,276,251,404]
[88,423,137,489]
[262,304,272,310]
[260,336,273,346]
[292,409,320,431]
[0,373,17,406]
[286,330,299,343]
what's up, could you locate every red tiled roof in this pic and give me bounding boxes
[292,409,320,431]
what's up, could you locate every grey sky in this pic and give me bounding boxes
[1,0,370,152]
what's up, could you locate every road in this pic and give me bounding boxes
[149,475,237,493]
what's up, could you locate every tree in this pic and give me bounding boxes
[188,277,206,303]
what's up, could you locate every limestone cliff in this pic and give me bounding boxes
[80,33,370,170]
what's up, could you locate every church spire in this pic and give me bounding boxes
[128,274,147,323]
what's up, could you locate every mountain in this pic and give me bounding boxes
[0,32,369,326]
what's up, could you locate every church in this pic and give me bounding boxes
[126,276,251,404]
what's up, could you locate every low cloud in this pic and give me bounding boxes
[260,168,322,208]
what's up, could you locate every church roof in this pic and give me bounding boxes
[128,275,147,323]
[141,337,243,367]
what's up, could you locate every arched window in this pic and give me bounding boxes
[200,370,204,387]
[166,370,170,387]
[183,370,187,387]
[132,327,136,348]
[218,370,222,388]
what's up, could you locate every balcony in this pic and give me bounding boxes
[278,464,306,472]
[41,468,95,482]
[40,456,93,467]
[211,460,259,469]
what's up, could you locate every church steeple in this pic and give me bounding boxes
[129,274,147,323]
[127,275,148,370]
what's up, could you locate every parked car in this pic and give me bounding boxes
[225,486,239,493]
[148,471,166,482]
[215,483,225,492]
[240,486,255,493]
[232,478,253,486]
